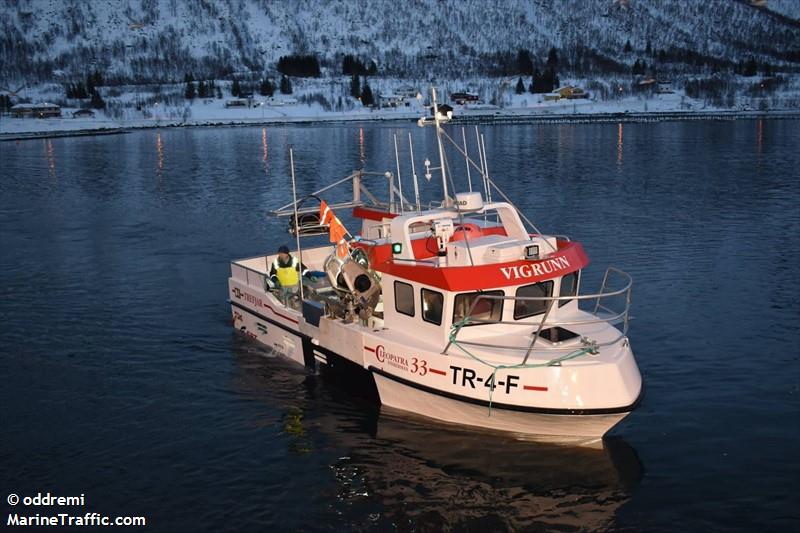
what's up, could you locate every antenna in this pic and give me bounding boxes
[480,133,492,202]
[462,126,472,192]
[475,126,488,200]
[408,132,421,210]
[393,133,405,212]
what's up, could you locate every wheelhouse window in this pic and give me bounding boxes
[514,281,554,320]
[394,281,415,317]
[421,288,444,325]
[453,291,504,326]
[559,271,580,308]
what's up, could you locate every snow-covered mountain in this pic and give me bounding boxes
[1,0,799,85]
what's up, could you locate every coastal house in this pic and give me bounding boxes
[224,98,249,108]
[635,78,657,91]
[430,103,454,120]
[378,94,408,108]
[555,86,589,99]
[657,80,674,94]
[264,97,298,106]
[450,92,480,105]
[10,102,61,118]
[396,85,419,99]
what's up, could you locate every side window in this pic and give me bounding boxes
[394,281,414,317]
[514,281,554,320]
[421,288,444,325]
[559,271,579,307]
[453,291,504,326]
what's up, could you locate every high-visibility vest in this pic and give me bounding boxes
[273,256,299,287]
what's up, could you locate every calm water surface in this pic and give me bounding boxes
[1,119,798,531]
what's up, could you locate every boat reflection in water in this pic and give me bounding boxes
[231,340,643,531]
[333,414,642,531]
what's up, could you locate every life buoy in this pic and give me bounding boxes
[450,223,482,242]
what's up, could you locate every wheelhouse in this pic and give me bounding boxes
[350,196,588,348]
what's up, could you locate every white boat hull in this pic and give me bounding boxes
[231,298,639,440]
[231,302,306,366]
[373,370,630,440]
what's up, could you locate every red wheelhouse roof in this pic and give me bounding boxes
[358,239,588,291]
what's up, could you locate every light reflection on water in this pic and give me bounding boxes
[0,119,798,531]
[358,126,366,167]
[45,139,57,180]
[261,127,269,168]
[155,131,164,178]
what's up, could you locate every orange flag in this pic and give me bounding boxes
[320,199,348,257]
[329,217,346,243]
[319,200,334,226]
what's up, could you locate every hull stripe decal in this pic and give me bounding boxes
[230,301,306,339]
[262,302,299,324]
[429,368,447,376]
[364,346,376,352]
[369,366,642,416]
[524,385,549,392]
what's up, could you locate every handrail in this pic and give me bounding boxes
[272,170,415,217]
[442,267,633,362]
[232,261,267,287]
[451,330,628,355]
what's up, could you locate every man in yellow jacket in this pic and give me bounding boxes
[268,245,311,290]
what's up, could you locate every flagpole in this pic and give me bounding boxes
[289,147,304,302]
[393,133,405,212]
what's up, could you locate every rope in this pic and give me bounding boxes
[447,317,598,415]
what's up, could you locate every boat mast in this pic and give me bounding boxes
[430,87,451,206]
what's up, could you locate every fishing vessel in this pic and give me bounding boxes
[228,90,643,441]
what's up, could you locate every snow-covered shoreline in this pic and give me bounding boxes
[3,104,799,142]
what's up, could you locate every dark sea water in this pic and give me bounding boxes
[1,119,798,532]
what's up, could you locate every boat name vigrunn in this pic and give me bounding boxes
[500,257,571,280]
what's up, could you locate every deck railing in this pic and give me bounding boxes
[442,267,633,364]
[231,261,269,292]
